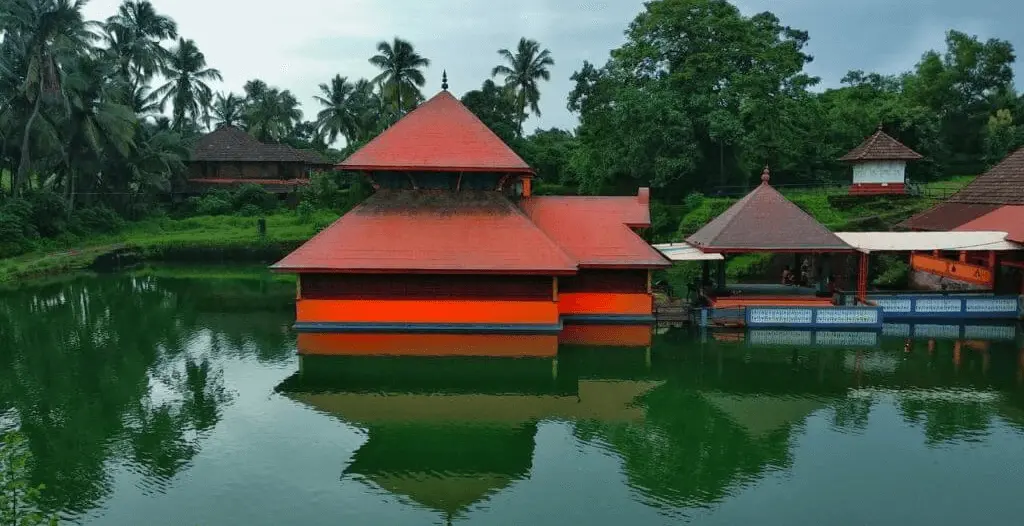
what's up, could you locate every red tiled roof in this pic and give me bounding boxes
[273,191,576,274]
[954,205,1024,243]
[338,91,532,173]
[686,171,851,252]
[520,191,670,269]
[839,127,923,162]
[899,202,1000,231]
[190,178,310,186]
[192,126,330,164]
[947,147,1024,204]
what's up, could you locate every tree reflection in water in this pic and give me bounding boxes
[0,269,295,515]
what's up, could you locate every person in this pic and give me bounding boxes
[782,265,794,286]
[799,259,812,287]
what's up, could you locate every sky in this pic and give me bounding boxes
[82,0,1022,132]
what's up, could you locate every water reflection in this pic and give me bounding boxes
[2,271,1024,524]
[0,268,296,517]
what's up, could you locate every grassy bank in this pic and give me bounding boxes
[0,209,339,284]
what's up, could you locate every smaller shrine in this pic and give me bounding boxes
[840,125,923,195]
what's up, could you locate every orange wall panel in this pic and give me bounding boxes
[296,299,559,324]
[297,333,558,357]
[911,253,993,286]
[558,292,653,316]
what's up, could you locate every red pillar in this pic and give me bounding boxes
[857,252,869,302]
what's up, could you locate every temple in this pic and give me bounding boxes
[272,82,669,336]
[902,146,1024,291]
[840,125,922,196]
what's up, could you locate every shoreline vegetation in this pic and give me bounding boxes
[0,177,973,288]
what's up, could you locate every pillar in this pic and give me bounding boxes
[959,251,968,263]
[988,251,998,289]
[857,252,869,301]
[701,261,711,288]
[716,260,726,290]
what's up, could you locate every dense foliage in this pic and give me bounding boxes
[1,0,1022,262]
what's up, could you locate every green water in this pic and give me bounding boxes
[2,269,1024,525]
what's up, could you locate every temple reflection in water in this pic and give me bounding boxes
[277,324,1024,521]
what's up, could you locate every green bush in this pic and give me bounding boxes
[295,201,315,224]
[0,211,38,258]
[71,206,124,234]
[232,184,276,212]
[195,195,232,216]
[300,172,341,208]
[24,191,69,237]
[237,204,263,217]
[873,255,910,289]
[684,191,704,211]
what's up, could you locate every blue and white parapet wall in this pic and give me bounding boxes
[697,305,884,330]
[867,294,1022,320]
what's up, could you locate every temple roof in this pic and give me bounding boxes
[272,191,576,274]
[839,127,923,162]
[191,126,330,164]
[338,91,533,173]
[686,168,851,252]
[945,147,1024,204]
[902,147,1024,230]
[954,205,1024,244]
[520,189,671,269]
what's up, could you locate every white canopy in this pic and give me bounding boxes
[834,231,1022,254]
[652,242,724,261]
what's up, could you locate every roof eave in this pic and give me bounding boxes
[335,164,535,174]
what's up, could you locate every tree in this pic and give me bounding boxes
[369,38,430,118]
[4,0,95,197]
[460,80,521,145]
[242,84,302,142]
[569,0,817,196]
[155,38,222,131]
[492,38,554,136]
[0,431,57,526]
[103,0,177,88]
[211,92,243,129]
[314,75,361,145]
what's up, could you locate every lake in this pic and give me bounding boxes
[2,268,1024,525]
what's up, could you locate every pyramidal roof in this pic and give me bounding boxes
[839,126,923,162]
[686,168,851,252]
[338,90,533,173]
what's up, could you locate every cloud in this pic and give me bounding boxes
[83,0,1021,131]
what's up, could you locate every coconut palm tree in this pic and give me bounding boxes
[314,75,362,145]
[4,0,96,196]
[369,38,430,118]
[243,87,302,142]
[492,38,554,136]
[156,38,222,131]
[103,0,177,87]
[211,92,244,128]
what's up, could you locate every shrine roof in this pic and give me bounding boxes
[338,91,532,173]
[272,191,576,274]
[520,189,671,269]
[839,127,923,162]
[686,169,851,252]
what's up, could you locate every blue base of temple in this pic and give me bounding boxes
[293,321,564,335]
[868,294,1022,320]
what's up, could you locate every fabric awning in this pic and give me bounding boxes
[834,231,1022,253]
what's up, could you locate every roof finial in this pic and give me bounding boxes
[442,70,449,91]
[761,164,771,184]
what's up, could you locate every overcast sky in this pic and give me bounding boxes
[83,0,1021,131]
